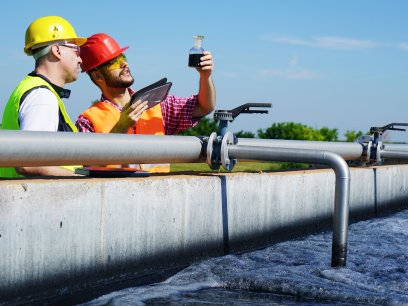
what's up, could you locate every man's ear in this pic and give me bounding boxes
[91,70,103,81]
[50,45,63,60]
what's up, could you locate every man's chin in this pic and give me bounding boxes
[122,77,134,87]
[109,80,134,89]
[121,79,134,88]
[66,76,78,84]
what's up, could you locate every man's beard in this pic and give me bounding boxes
[102,69,134,88]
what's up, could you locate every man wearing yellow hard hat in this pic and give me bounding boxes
[0,16,86,178]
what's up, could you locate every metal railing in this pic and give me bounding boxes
[1,108,408,268]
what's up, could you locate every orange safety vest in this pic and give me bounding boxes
[81,101,170,173]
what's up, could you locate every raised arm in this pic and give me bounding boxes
[192,51,216,118]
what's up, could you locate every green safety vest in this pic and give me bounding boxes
[0,75,78,178]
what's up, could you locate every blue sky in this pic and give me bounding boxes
[1,0,408,141]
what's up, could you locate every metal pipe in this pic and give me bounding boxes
[228,145,350,267]
[0,130,352,267]
[237,138,363,160]
[0,130,205,166]
[381,150,408,159]
[382,143,408,152]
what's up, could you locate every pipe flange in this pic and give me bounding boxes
[377,140,383,164]
[367,139,383,165]
[366,140,372,163]
[356,135,372,163]
[206,132,220,170]
[221,131,237,171]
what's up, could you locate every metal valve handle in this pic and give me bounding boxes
[213,103,272,137]
[370,122,408,135]
[214,103,272,122]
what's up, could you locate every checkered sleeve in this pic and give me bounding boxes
[161,94,200,135]
[75,115,95,133]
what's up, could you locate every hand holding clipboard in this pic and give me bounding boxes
[130,78,172,109]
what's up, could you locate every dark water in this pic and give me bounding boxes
[188,53,203,67]
[81,210,408,305]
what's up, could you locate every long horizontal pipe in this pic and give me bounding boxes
[237,138,364,160]
[0,130,205,166]
[228,145,350,267]
[382,143,408,152]
[2,130,407,168]
[381,150,408,159]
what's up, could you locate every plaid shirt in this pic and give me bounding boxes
[76,89,199,135]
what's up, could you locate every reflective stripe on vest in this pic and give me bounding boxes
[81,101,170,173]
[0,75,78,178]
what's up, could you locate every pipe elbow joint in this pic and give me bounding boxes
[323,151,350,180]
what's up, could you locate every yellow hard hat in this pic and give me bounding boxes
[24,16,86,55]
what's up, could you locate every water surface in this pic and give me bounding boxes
[82,210,408,305]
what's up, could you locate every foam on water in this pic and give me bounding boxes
[81,210,408,305]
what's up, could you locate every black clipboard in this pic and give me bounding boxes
[75,167,150,178]
[130,78,172,109]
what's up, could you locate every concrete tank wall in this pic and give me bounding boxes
[0,165,407,302]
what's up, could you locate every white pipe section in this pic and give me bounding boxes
[381,150,408,159]
[228,145,350,267]
[237,138,364,160]
[382,144,408,152]
[0,130,205,166]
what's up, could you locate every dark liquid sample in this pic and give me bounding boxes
[188,53,203,67]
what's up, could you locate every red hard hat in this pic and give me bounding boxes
[80,33,129,72]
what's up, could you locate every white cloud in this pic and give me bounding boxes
[261,34,378,50]
[288,57,299,67]
[398,43,408,50]
[314,36,378,49]
[258,56,322,80]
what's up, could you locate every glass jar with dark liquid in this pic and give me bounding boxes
[188,35,204,68]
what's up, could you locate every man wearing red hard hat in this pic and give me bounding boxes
[76,33,216,172]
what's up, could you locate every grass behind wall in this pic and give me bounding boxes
[170,161,310,173]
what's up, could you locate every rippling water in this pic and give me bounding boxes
[81,210,408,305]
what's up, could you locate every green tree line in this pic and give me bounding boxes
[177,117,366,142]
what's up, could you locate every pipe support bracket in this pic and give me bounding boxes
[221,132,237,171]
